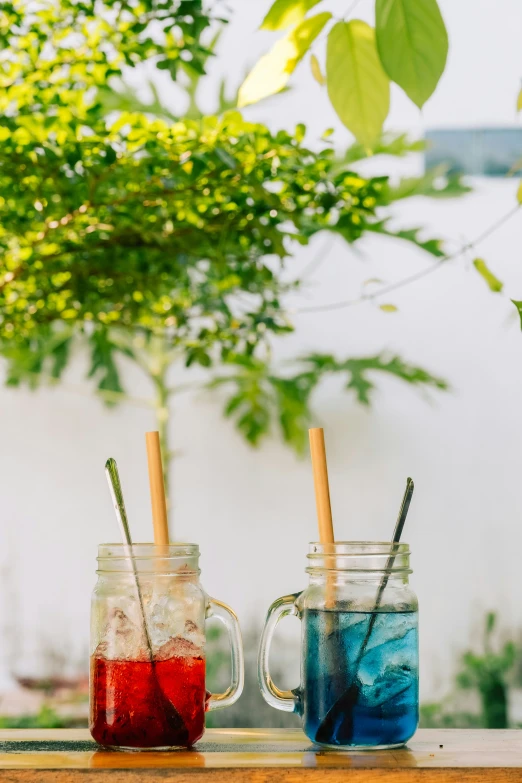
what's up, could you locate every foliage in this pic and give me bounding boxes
[375,0,448,109]
[419,613,520,730]
[0,0,467,489]
[240,0,448,146]
[210,353,447,454]
[0,104,451,401]
[381,166,472,202]
[0,0,216,130]
[419,703,482,729]
[513,299,522,330]
[0,111,394,343]
[456,612,517,729]
[473,259,503,293]
[340,133,426,165]
[0,705,67,729]
[326,21,389,149]
[238,12,332,108]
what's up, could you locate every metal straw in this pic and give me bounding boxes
[359,477,415,654]
[105,458,155,664]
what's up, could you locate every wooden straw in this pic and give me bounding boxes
[309,428,336,610]
[309,428,335,545]
[145,431,170,545]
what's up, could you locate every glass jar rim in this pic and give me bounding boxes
[96,543,200,575]
[98,543,199,558]
[309,541,410,554]
[307,541,411,575]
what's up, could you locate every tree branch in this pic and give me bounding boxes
[297,205,521,314]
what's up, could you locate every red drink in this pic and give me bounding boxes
[90,652,206,749]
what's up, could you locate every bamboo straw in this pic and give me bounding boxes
[309,428,335,545]
[145,431,170,545]
[309,428,335,609]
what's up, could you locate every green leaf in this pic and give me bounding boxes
[517,86,522,112]
[379,303,397,312]
[485,612,496,636]
[472,259,503,293]
[365,220,445,257]
[97,85,177,122]
[342,354,448,403]
[341,132,425,165]
[261,0,323,31]
[301,352,448,406]
[517,181,522,204]
[326,20,390,149]
[215,147,238,168]
[87,329,125,401]
[50,334,72,378]
[375,0,448,108]
[0,329,74,389]
[239,12,332,107]
[269,375,315,454]
[511,300,522,329]
[310,53,325,85]
[382,165,471,202]
[295,122,306,142]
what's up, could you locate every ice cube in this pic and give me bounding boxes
[183,619,205,649]
[98,608,147,661]
[358,664,415,708]
[364,613,417,653]
[357,628,418,708]
[148,598,186,648]
[155,636,203,661]
[361,628,417,673]
[340,613,368,630]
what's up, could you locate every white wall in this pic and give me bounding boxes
[1,0,522,701]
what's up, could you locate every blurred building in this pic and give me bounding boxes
[425,128,522,176]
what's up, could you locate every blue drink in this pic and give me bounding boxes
[301,609,419,748]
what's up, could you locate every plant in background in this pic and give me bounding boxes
[0,705,67,729]
[419,613,519,729]
[456,612,516,729]
[0,0,464,509]
[419,702,482,730]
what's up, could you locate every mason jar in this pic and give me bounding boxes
[258,542,418,749]
[90,544,244,750]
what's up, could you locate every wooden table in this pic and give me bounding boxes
[0,728,521,781]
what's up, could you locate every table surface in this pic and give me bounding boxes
[0,728,521,781]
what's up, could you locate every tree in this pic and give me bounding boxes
[0,0,476,516]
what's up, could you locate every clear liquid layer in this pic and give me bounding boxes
[302,609,419,747]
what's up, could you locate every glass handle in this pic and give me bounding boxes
[258,593,300,713]
[205,598,244,711]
